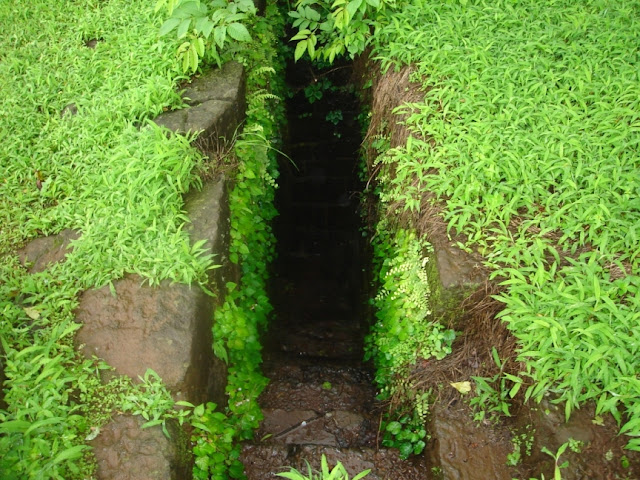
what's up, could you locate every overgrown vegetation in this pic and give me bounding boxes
[185,2,286,479]
[3,0,639,475]
[288,0,396,62]
[365,0,640,451]
[0,0,213,477]
[364,222,454,457]
[1,0,283,478]
[156,0,257,72]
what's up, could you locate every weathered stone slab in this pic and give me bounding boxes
[431,238,485,290]
[76,175,232,479]
[259,409,336,446]
[154,61,246,145]
[426,403,511,480]
[183,176,232,288]
[182,61,245,106]
[75,274,219,403]
[427,235,488,321]
[17,229,79,273]
[76,176,229,402]
[89,415,189,480]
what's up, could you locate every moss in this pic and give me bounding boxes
[170,420,194,479]
[423,246,472,328]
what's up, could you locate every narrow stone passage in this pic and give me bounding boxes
[240,66,429,479]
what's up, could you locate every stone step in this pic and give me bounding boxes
[269,325,364,360]
[258,377,376,414]
[256,409,376,449]
[261,361,373,387]
[240,444,429,480]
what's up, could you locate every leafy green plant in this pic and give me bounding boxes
[469,348,523,422]
[288,0,397,62]
[277,454,370,480]
[382,409,429,459]
[365,0,640,450]
[156,0,256,72]
[0,320,90,480]
[182,402,245,479]
[187,3,286,478]
[364,222,454,457]
[303,77,333,103]
[541,441,571,480]
[325,109,343,126]
[506,428,535,467]
[366,225,455,387]
[0,0,282,477]
[566,438,583,454]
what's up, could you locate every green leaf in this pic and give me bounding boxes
[386,421,402,435]
[346,0,363,17]
[188,43,199,72]
[195,455,209,471]
[291,29,311,41]
[321,455,329,476]
[214,25,227,49]
[195,17,215,39]
[177,18,192,39]
[0,420,30,433]
[141,419,164,429]
[398,442,413,458]
[174,0,206,16]
[227,22,252,42]
[229,460,245,478]
[159,17,181,36]
[276,473,304,480]
[352,469,372,480]
[192,422,212,433]
[307,37,316,59]
[52,445,86,465]
[491,347,502,369]
[294,40,308,61]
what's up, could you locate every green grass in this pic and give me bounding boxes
[0,0,212,285]
[368,0,640,449]
[0,0,216,477]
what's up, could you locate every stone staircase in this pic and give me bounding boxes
[240,255,428,479]
[239,76,429,479]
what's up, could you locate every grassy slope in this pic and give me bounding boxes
[0,0,210,284]
[369,0,640,448]
[0,1,212,477]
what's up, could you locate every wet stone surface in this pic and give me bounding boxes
[427,403,512,480]
[89,415,181,480]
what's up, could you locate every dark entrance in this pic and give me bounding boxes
[274,64,364,339]
[239,63,430,477]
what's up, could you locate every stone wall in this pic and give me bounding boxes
[17,61,247,480]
